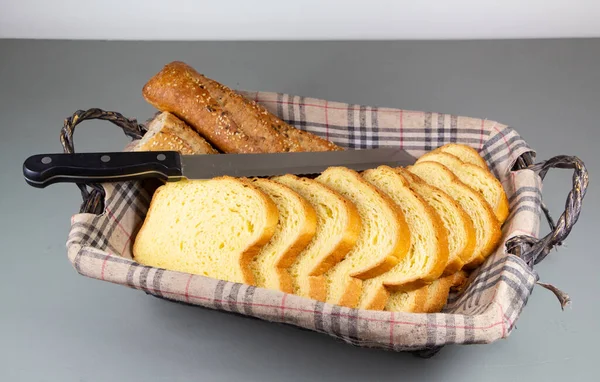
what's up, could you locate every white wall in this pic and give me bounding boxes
[1,0,598,40]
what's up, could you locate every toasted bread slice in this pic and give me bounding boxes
[436,143,488,169]
[271,175,361,301]
[315,167,410,308]
[358,166,448,310]
[134,112,218,154]
[408,162,501,269]
[133,177,278,284]
[417,151,509,223]
[250,179,317,293]
[395,168,476,274]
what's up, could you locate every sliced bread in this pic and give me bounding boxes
[421,271,468,313]
[358,166,449,310]
[249,178,317,293]
[408,162,501,269]
[384,287,428,313]
[395,167,476,274]
[133,177,279,284]
[417,151,509,223]
[134,112,218,154]
[271,174,362,301]
[316,167,410,308]
[436,143,488,169]
[386,271,468,313]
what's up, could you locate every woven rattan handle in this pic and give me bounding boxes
[506,154,588,308]
[60,108,147,214]
[506,155,588,266]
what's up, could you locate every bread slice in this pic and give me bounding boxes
[315,167,410,308]
[384,287,428,313]
[133,177,279,284]
[358,166,449,310]
[386,271,468,313]
[134,112,218,154]
[395,168,476,274]
[421,271,468,313]
[417,151,509,223]
[249,179,317,293]
[408,162,501,269]
[271,175,361,301]
[436,143,488,169]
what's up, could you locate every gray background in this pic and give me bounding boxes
[1,39,598,381]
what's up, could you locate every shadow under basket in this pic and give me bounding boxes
[61,91,588,358]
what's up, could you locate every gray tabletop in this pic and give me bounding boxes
[2,39,598,381]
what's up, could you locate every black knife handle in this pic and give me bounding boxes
[23,151,183,188]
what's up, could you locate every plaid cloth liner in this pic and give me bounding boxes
[66,91,541,351]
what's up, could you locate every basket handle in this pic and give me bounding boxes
[506,154,589,308]
[60,108,147,214]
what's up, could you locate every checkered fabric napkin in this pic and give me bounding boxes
[66,91,541,351]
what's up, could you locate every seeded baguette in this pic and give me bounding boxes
[143,61,342,153]
[134,112,218,154]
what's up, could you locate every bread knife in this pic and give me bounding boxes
[23,148,417,188]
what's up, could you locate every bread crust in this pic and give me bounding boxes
[436,143,488,169]
[271,174,362,300]
[234,177,280,284]
[418,151,510,224]
[407,162,501,269]
[135,112,218,154]
[395,167,476,274]
[346,169,411,279]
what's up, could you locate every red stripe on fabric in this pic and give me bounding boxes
[399,110,404,149]
[100,253,113,280]
[324,100,330,141]
[496,302,507,337]
[131,284,504,330]
[254,91,259,103]
[255,98,424,115]
[280,294,287,320]
[105,205,133,256]
[184,274,194,303]
[389,312,395,346]
[493,125,513,163]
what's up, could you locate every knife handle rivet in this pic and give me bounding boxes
[157,154,166,161]
[41,156,52,165]
[100,155,111,163]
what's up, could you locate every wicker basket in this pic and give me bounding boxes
[60,92,588,358]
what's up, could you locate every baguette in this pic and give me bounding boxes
[142,61,341,153]
[133,112,218,154]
